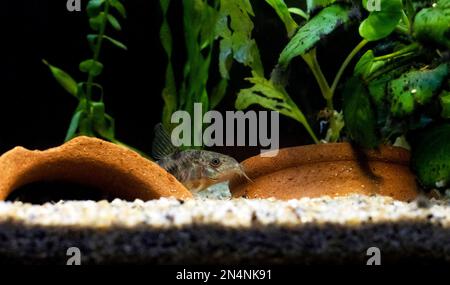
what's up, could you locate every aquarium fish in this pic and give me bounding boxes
[152,124,251,192]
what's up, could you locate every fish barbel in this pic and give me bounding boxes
[152,124,251,192]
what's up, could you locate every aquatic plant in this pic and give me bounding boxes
[44,0,129,146]
[233,0,450,190]
[341,0,450,189]
[160,0,263,147]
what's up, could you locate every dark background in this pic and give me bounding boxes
[1,0,360,161]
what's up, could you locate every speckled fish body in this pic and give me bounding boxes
[157,150,245,192]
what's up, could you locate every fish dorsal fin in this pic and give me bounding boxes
[152,123,179,160]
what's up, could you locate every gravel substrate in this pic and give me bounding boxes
[1,194,450,265]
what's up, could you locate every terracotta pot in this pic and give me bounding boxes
[229,143,420,201]
[0,136,192,201]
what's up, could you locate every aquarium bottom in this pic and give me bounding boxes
[0,195,449,265]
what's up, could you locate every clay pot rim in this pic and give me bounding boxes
[262,143,410,163]
[233,143,411,185]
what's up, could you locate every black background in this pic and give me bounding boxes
[1,0,360,160]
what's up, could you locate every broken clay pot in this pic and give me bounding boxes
[230,143,420,201]
[0,136,192,201]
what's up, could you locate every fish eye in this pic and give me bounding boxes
[210,158,222,167]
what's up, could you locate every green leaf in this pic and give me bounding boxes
[288,8,309,20]
[278,4,350,68]
[103,35,128,50]
[411,123,450,189]
[413,0,450,49]
[389,64,449,117]
[107,14,122,31]
[353,50,387,79]
[43,60,78,98]
[160,0,177,130]
[343,76,379,148]
[359,0,403,41]
[265,0,299,37]
[440,90,450,118]
[99,113,116,140]
[236,73,318,142]
[87,0,105,17]
[79,59,104,77]
[367,72,393,105]
[306,0,336,13]
[217,0,264,78]
[89,12,106,31]
[91,101,115,139]
[65,110,84,142]
[87,34,98,51]
[110,0,127,18]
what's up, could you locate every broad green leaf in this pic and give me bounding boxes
[389,64,449,117]
[107,14,121,31]
[411,123,450,188]
[354,50,386,79]
[265,0,299,37]
[103,35,128,50]
[413,0,450,49]
[65,110,84,142]
[359,0,403,41]
[367,74,390,105]
[43,60,78,98]
[236,73,318,142]
[87,0,105,17]
[306,0,336,13]
[440,90,450,118]
[110,0,127,18]
[343,76,379,148]
[79,59,104,76]
[89,12,106,31]
[278,4,350,68]
[217,0,264,78]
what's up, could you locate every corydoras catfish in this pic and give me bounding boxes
[152,124,251,192]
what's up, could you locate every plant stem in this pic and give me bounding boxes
[291,104,319,144]
[302,49,332,107]
[86,1,111,103]
[331,39,368,95]
[395,24,409,36]
[302,39,368,143]
[401,10,411,34]
[373,43,419,61]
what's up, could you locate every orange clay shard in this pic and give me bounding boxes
[0,136,193,201]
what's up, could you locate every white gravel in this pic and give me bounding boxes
[2,193,450,264]
[0,195,449,229]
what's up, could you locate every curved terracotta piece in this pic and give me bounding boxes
[0,137,192,201]
[230,143,420,202]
